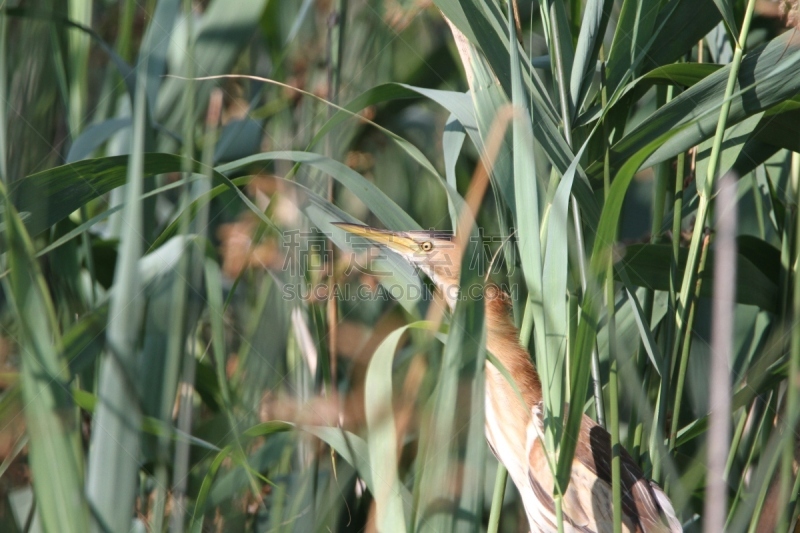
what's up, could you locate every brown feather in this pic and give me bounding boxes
[335,226,681,532]
[483,284,681,532]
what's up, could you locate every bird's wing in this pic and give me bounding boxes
[528,436,632,532]
[573,414,682,532]
[526,408,682,532]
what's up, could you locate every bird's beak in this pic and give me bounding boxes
[332,223,418,256]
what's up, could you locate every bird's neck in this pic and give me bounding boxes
[480,285,544,489]
[483,287,543,410]
[437,280,543,409]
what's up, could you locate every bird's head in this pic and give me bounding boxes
[334,223,462,306]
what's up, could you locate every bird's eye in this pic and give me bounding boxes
[420,241,433,252]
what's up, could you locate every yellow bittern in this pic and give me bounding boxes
[335,223,682,533]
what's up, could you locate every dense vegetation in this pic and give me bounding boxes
[1,0,800,531]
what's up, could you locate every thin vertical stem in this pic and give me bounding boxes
[780,151,800,532]
[68,0,92,136]
[590,336,606,427]
[607,259,622,533]
[588,45,620,528]
[86,46,148,533]
[325,0,347,390]
[669,148,686,370]
[670,232,711,451]
[543,6,579,529]
[671,1,756,460]
[704,172,738,533]
[168,2,198,529]
[674,0,756,373]
[665,141,687,457]
[724,408,748,480]
[651,85,671,242]
[487,466,508,533]
[93,0,136,123]
[752,171,766,240]
[726,394,772,527]
[788,470,800,530]
[589,50,612,430]
[780,189,795,320]
[630,363,650,464]
[647,84,675,484]
[597,47,620,531]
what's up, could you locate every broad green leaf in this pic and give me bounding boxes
[11,152,269,239]
[575,63,723,128]
[541,140,590,439]
[39,175,199,259]
[622,284,665,375]
[753,108,800,153]
[616,243,779,313]
[540,0,575,120]
[11,153,187,236]
[66,117,131,162]
[312,78,601,227]
[467,39,517,216]
[155,0,269,130]
[605,0,663,93]
[570,0,613,115]
[4,7,135,98]
[434,0,603,227]
[138,0,181,113]
[190,445,233,533]
[414,241,485,532]
[608,30,800,173]
[640,0,721,72]
[442,114,466,228]
[136,237,204,471]
[676,354,786,447]
[304,425,380,496]
[366,324,434,532]
[695,112,764,192]
[433,0,559,120]
[243,420,295,438]
[86,62,148,532]
[506,0,563,457]
[640,63,722,88]
[217,151,420,231]
[710,0,739,42]
[706,20,734,63]
[0,183,90,533]
[736,235,781,282]
[64,305,108,375]
[245,421,379,497]
[725,139,782,185]
[557,132,676,492]
[595,288,670,370]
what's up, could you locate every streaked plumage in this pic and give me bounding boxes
[335,224,682,532]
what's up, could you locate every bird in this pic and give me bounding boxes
[334,223,682,533]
